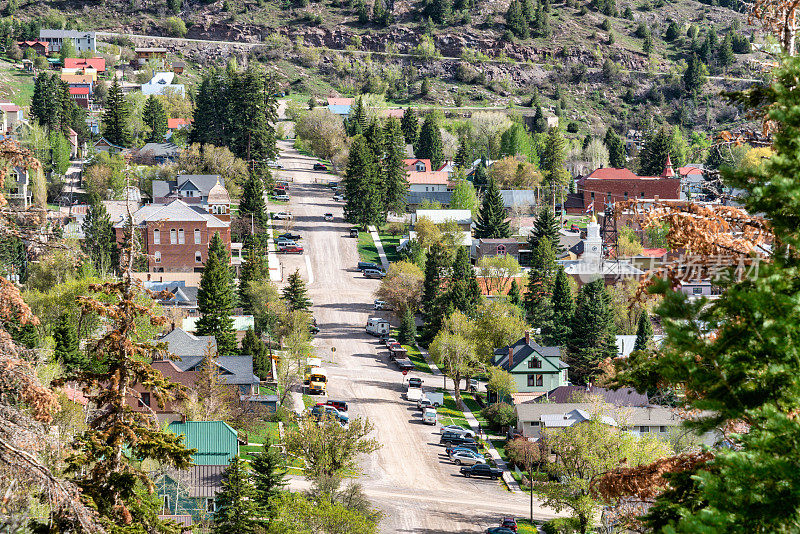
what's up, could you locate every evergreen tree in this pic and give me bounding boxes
[718,34,735,70]
[383,117,409,214]
[508,279,522,307]
[683,53,708,95]
[53,313,87,372]
[506,0,529,39]
[566,279,617,384]
[343,135,385,229]
[142,95,167,143]
[416,113,444,170]
[364,119,385,162]
[242,327,270,379]
[523,238,556,331]
[401,107,419,146]
[528,206,561,256]
[101,76,131,147]
[633,312,653,352]
[449,246,481,316]
[347,96,368,136]
[421,245,451,341]
[190,70,228,147]
[239,172,268,226]
[541,266,574,347]
[475,177,511,239]
[230,64,279,163]
[282,269,311,311]
[81,193,119,274]
[643,31,653,55]
[251,440,287,519]
[428,0,452,24]
[541,126,567,187]
[472,159,489,189]
[532,105,548,133]
[454,137,471,168]
[522,0,535,22]
[398,306,418,344]
[213,456,262,534]
[638,126,675,176]
[603,127,626,168]
[196,232,237,355]
[238,240,268,314]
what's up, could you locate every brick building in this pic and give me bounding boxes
[579,157,680,212]
[115,193,231,273]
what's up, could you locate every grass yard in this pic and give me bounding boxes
[357,231,380,264]
[377,228,402,263]
[302,394,318,409]
[439,390,470,429]
[242,421,281,444]
[461,393,488,426]
[516,519,540,533]
[403,343,432,374]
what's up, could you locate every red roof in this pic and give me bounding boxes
[661,155,676,178]
[642,248,668,257]
[64,57,106,72]
[585,167,641,180]
[403,158,432,172]
[69,87,91,95]
[679,166,703,176]
[18,40,48,50]
[327,97,355,106]
[167,118,192,129]
[0,103,21,112]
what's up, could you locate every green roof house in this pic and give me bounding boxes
[167,420,239,465]
[492,331,569,403]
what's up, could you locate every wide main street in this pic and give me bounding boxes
[269,140,559,532]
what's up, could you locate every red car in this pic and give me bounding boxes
[500,518,517,532]
[280,245,303,254]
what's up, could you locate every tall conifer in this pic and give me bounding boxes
[475,177,510,239]
[196,232,237,355]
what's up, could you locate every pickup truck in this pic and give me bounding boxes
[406,384,423,402]
[460,463,503,479]
[394,358,415,371]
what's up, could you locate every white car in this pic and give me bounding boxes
[273,194,290,202]
[422,407,437,425]
[451,450,486,466]
[272,212,293,220]
[374,299,391,310]
[268,160,283,168]
[440,425,476,439]
[333,194,345,201]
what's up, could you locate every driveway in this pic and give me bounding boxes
[269,140,558,533]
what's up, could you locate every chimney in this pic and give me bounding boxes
[525,331,531,345]
[508,346,514,362]
[653,195,659,202]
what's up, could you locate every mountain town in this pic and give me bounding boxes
[0,0,797,532]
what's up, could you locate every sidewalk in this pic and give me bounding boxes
[417,346,523,494]
[266,214,282,282]
[368,225,390,271]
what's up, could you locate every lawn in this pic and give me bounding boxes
[242,421,281,444]
[516,519,540,533]
[377,228,402,263]
[439,390,470,429]
[403,343,432,374]
[357,231,380,264]
[302,394,318,409]
[461,393,488,426]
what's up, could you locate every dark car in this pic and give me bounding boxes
[313,163,328,171]
[349,228,359,238]
[460,463,502,479]
[445,442,480,455]
[440,433,477,447]
[363,268,386,279]
[394,358,415,371]
[358,261,379,271]
[408,377,423,388]
[500,518,518,532]
[486,528,516,534]
[309,324,320,335]
[278,232,301,241]
[321,399,348,412]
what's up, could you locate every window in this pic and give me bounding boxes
[563,369,568,381]
[527,374,544,387]
[660,426,668,433]
[178,228,185,244]
[528,357,542,369]
[153,228,160,244]
[195,251,202,263]
[163,495,170,513]
[496,244,507,256]
[154,251,161,263]
[529,421,540,426]
[206,498,216,512]
[590,192,595,201]
[640,425,650,433]
[416,162,426,172]
[194,228,201,244]
[624,191,629,200]
[170,228,177,244]
[640,192,645,198]
[607,192,612,201]
[139,392,151,407]
[692,287,702,295]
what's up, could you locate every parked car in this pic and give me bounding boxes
[268,160,283,168]
[408,377,423,388]
[273,212,293,220]
[569,223,581,233]
[460,463,502,479]
[445,442,480,455]
[278,232,301,241]
[451,450,486,466]
[440,432,477,447]
[374,299,390,310]
[418,397,433,411]
[500,518,518,532]
[469,378,479,392]
[309,323,320,335]
[358,261,379,271]
[440,425,476,439]
[349,228,359,238]
[486,528,515,534]
[313,163,328,171]
[273,194,291,202]
[387,342,402,351]
[422,407,437,425]
[447,447,483,461]
[319,399,348,412]
[273,185,288,193]
[383,337,398,347]
[324,213,334,221]
[275,181,290,188]
[394,358,415,371]
[279,244,304,254]
[310,405,348,425]
[328,181,339,188]
[364,268,385,279]
[276,238,297,246]
[333,194,345,202]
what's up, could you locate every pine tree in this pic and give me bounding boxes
[401,107,419,146]
[364,119,385,162]
[81,193,119,274]
[505,0,529,39]
[238,240,268,314]
[421,245,450,340]
[475,176,510,239]
[528,206,561,256]
[683,53,708,96]
[454,137,471,168]
[229,64,278,163]
[508,279,522,307]
[541,126,567,187]
[633,312,653,352]
[603,127,626,168]
[566,279,617,384]
[398,306,418,344]
[213,457,262,534]
[449,246,481,316]
[523,238,556,331]
[142,95,167,143]
[239,172,268,226]
[472,159,489,189]
[416,113,444,170]
[540,266,574,347]
[638,126,674,176]
[53,313,87,372]
[282,269,311,311]
[196,232,237,355]
[383,117,408,214]
[347,96,368,136]
[101,76,131,147]
[643,31,653,55]
[242,327,270,379]
[532,106,548,133]
[251,440,287,519]
[428,0,452,24]
[343,135,385,229]
[30,72,51,128]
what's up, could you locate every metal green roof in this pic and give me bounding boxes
[168,421,239,466]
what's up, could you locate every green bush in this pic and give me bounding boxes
[481,402,516,428]
[541,517,581,534]
[164,16,187,37]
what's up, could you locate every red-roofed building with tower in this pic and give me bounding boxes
[64,57,106,72]
[579,156,680,212]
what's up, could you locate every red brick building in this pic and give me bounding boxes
[115,193,231,273]
[579,157,680,212]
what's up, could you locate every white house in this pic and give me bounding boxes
[39,29,96,53]
[142,72,185,97]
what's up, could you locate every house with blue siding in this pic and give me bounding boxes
[492,332,569,403]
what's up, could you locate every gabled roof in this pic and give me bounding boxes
[138,142,180,157]
[499,190,537,208]
[407,171,450,185]
[327,97,355,106]
[64,57,106,71]
[406,190,452,205]
[167,421,238,465]
[585,167,641,180]
[414,209,472,226]
[167,118,191,129]
[94,137,124,150]
[115,200,229,228]
[327,104,351,115]
[158,465,225,498]
[538,385,649,406]
[493,335,564,372]
[0,103,21,112]
[403,158,432,171]
[69,87,91,95]
[176,355,259,385]
[177,174,225,196]
[160,327,216,358]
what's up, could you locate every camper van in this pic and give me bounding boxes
[308,368,328,395]
[365,317,390,336]
[304,357,323,385]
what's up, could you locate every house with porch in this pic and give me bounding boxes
[492,331,568,403]
[5,167,31,208]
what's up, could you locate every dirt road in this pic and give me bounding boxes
[269,140,558,533]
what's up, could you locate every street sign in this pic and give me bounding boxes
[402,369,408,376]
[331,346,335,363]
